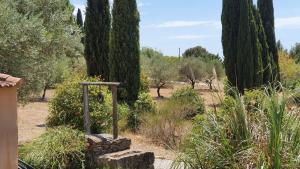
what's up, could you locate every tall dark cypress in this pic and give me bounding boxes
[257,0,280,82]
[84,0,110,81]
[249,2,263,87]
[236,0,254,92]
[221,0,241,88]
[110,0,141,103]
[76,9,83,27]
[253,6,272,84]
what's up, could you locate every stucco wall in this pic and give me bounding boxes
[0,87,18,169]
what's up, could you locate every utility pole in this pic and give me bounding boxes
[178,48,181,59]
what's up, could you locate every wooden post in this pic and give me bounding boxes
[111,86,118,139]
[80,82,120,139]
[83,85,91,134]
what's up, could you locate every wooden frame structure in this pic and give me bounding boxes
[80,82,120,139]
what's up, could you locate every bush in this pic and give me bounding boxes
[171,87,205,119]
[118,103,131,132]
[47,75,112,133]
[140,71,150,93]
[173,88,300,169]
[134,92,156,114]
[244,89,265,112]
[19,127,86,169]
[279,51,300,89]
[141,100,192,149]
[140,88,205,148]
[127,93,156,132]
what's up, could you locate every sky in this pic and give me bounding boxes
[71,0,300,57]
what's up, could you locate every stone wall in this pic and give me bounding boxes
[86,134,155,169]
[86,134,131,156]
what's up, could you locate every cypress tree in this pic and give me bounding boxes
[76,9,83,28]
[221,0,241,88]
[253,6,272,84]
[236,0,254,92]
[257,0,280,82]
[249,5,263,87]
[110,0,141,103]
[84,0,110,81]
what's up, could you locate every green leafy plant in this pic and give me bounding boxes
[173,87,300,169]
[19,127,86,169]
[244,89,265,112]
[140,71,150,93]
[47,75,112,133]
[0,0,83,103]
[171,87,206,118]
[127,92,156,132]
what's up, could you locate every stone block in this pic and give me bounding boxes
[97,150,155,169]
[86,134,131,155]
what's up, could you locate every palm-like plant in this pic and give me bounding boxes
[173,86,300,169]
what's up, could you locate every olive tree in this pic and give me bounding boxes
[178,58,211,89]
[0,0,83,103]
[142,51,176,98]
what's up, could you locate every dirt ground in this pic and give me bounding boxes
[150,81,224,109]
[18,82,223,160]
[18,90,54,144]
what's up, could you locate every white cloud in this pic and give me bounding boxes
[276,16,300,29]
[151,20,221,28]
[170,35,217,40]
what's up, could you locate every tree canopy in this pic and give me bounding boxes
[183,46,222,62]
[110,0,141,103]
[258,0,280,82]
[222,0,279,93]
[84,0,110,81]
[0,0,83,102]
[142,52,176,97]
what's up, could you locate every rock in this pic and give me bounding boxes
[97,150,155,169]
[86,134,131,155]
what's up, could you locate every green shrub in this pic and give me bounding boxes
[19,127,86,169]
[171,87,205,119]
[47,75,112,133]
[134,92,156,113]
[244,89,265,112]
[118,103,131,132]
[219,95,236,114]
[140,71,150,93]
[173,88,300,169]
[127,92,156,132]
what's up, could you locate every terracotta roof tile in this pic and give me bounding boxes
[0,73,23,88]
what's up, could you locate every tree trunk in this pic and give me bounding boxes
[209,82,213,90]
[191,81,195,89]
[42,86,47,100]
[157,87,161,98]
